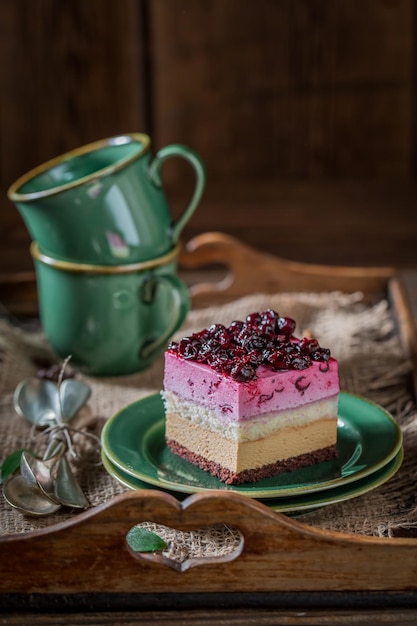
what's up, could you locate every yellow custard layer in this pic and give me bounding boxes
[165,412,337,473]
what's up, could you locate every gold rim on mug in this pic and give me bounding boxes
[30,242,181,275]
[8,133,151,202]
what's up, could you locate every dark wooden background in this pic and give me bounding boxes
[1,0,417,274]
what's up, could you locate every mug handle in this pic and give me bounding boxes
[147,144,206,243]
[139,274,190,361]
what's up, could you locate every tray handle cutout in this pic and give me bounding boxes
[126,521,244,573]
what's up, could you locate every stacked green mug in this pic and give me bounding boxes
[8,133,206,376]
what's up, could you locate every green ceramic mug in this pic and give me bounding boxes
[8,133,205,265]
[31,242,189,376]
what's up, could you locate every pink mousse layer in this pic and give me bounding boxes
[163,351,339,421]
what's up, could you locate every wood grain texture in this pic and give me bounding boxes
[1,0,145,172]
[150,0,414,181]
[2,608,417,625]
[1,490,417,595]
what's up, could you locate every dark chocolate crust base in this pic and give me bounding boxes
[166,438,337,485]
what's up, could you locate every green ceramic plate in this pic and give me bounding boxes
[101,391,402,499]
[101,447,403,514]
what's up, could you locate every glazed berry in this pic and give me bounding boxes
[195,342,213,362]
[230,362,256,382]
[228,320,244,334]
[245,312,262,326]
[244,334,267,351]
[178,337,201,359]
[193,329,211,343]
[259,309,280,333]
[218,330,234,347]
[298,337,320,355]
[277,316,296,336]
[207,349,230,368]
[261,309,279,324]
[292,356,311,370]
[246,350,263,367]
[312,347,330,362]
[266,350,291,370]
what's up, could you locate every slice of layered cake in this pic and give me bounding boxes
[162,309,339,485]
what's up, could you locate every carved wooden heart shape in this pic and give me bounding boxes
[126,521,244,572]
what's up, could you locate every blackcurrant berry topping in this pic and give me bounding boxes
[167,312,331,382]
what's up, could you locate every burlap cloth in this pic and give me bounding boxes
[1,291,416,563]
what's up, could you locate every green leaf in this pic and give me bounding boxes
[126,526,168,553]
[0,449,29,483]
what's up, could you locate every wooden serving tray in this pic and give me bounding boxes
[1,232,417,613]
